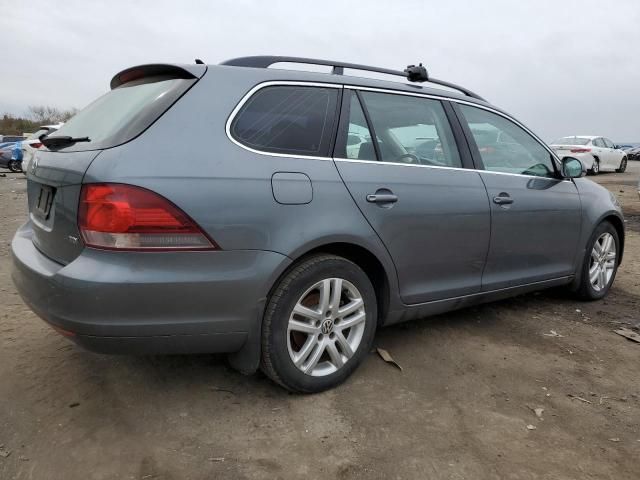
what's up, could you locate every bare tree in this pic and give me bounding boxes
[60,108,78,122]
[28,105,78,124]
[0,105,78,135]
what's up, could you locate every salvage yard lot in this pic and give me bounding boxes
[1,165,639,480]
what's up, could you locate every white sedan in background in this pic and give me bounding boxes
[21,124,63,173]
[549,136,628,175]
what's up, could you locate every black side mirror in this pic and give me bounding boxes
[561,156,586,178]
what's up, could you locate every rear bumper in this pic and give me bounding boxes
[552,150,595,165]
[11,221,291,354]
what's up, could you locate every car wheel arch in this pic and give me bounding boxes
[568,213,624,294]
[294,242,392,326]
[602,214,625,262]
[227,240,396,375]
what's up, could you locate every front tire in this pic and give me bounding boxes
[8,160,22,173]
[261,254,377,393]
[616,156,627,173]
[576,221,620,300]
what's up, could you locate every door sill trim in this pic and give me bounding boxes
[404,276,574,308]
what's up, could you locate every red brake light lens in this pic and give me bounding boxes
[570,148,591,153]
[117,69,145,85]
[78,184,217,251]
[31,142,43,149]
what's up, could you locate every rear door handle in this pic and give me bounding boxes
[493,194,514,205]
[366,193,398,204]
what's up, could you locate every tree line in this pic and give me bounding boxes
[0,106,78,136]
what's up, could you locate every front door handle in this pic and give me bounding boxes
[366,193,398,204]
[493,194,514,205]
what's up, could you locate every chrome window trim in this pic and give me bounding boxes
[225,81,565,177]
[334,157,572,182]
[225,81,342,161]
[333,157,473,174]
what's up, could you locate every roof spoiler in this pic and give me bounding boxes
[221,56,485,101]
[110,63,206,89]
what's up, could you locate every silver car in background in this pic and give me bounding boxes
[550,135,628,175]
[12,57,624,392]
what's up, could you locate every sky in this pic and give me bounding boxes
[1,0,639,142]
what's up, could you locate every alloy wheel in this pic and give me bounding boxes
[287,278,366,377]
[589,232,616,292]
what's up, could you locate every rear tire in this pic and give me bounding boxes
[8,160,22,173]
[576,221,620,300]
[261,254,377,393]
[589,158,600,175]
[616,156,627,173]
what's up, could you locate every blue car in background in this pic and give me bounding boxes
[0,140,24,172]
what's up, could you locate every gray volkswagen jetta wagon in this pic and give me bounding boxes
[12,56,624,392]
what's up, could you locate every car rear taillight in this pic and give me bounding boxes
[78,184,217,251]
[31,142,43,149]
[570,148,591,153]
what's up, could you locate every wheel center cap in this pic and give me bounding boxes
[320,319,334,334]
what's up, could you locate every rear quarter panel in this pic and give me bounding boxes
[83,66,403,315]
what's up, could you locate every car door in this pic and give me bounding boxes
[454,103,582,291]
[333,89,491,304]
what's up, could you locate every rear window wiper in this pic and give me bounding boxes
[41,136,91,149]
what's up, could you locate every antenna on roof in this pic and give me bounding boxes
[195,59,205,65]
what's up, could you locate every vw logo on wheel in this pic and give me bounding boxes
[320,319,334,334]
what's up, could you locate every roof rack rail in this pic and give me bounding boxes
[220,56,486,101]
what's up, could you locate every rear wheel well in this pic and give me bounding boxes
[296,243,390,325]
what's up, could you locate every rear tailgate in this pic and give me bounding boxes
[550,145,590,157]
[27,149,101,264]
[26,63,206,265]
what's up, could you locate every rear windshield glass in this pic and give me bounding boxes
[230,86,339,157]
[552,137,590,145]
[47,75,195,151]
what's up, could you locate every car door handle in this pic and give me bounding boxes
[366,193,398,204]
[493,194,514,205]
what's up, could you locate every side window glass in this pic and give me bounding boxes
[231,86,339,156]
[358,91,462,167]
[603,138,614,148]
[459,105,556,178]
[345,94,376,161]
[593,138,603,147]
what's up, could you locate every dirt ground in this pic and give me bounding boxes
[1,164,639,480]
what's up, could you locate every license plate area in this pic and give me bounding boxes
[35,185,55,219]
